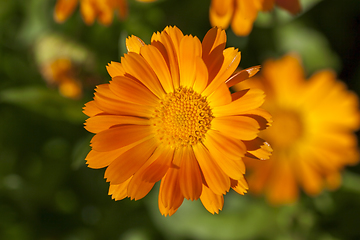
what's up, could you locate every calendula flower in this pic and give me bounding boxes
[42,58,82,99]
[83,26,272,216]
[209,0,301,36]
[234,54,360,204]
[54,0,156,25]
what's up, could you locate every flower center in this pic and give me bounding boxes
[264,109,303,149]
[152,87,213,148]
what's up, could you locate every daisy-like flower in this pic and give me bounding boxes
[42,58,82,99]
[54,0,156,26]
[83,26,272,216]
[209,0,301,36]
[234,54,360,204]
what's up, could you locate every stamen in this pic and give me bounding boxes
[152,87,213,148]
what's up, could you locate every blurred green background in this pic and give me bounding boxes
[1,0,360,239]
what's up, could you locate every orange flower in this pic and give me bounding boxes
[209,0,301,36]
[54,0,156,25]
[42,58,82,99]
[234,54,360,204]
[83,26,272,216]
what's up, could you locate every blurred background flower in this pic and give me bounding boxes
[209,0,301,36]
[54,0,157,26]
[234,53,360,204]
[1,0,360,239]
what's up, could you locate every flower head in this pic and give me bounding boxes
[234,54,360,204]
[83,26,272,216]
[54,0,156,25]
[209,0,301,36]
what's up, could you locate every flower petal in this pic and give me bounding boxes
[54,0,78,23]
[179,147,203,200]
[83,100,103,117]
[204,131,246,180]
[109,76,159,106]
[126,35,145,54]
[193,143,230,195]
[231,176,249,195]
[94,84,153,117]
[178,35,202,88]
[140,45,174,93]
[106,61,126,78]
[207,83,232,107]
[192,57,209,93]
[90,125,153,152]
[202,48,241,97]
[212,88,265,117]
[104,138,158,184]
[85,115,150,133]
[209,1,233,33]
[200,185,224,214]
[141,146,174,182]
[108,178,132,201]
[121,52,165,98]
[226,66,261,88]
[211,116,260,141]
[159,166,184,216]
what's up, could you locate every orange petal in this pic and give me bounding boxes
[266,158,299,204]
[127,176,155,200]
[202,48,241,97]
[163,26,184,52]
[202,27,227,61]
[94,84,153,117]
[80,0,96,25]
[83,100,103,117]
[231,176,249,195]
[140,45,174,93]
[104,138,158,184]
[108,178,132,201]
[239,108,272,130]
[158,167,184,216]
[178,35,202,88]
[106,61,126,78]
[96,1,114,26]
[212,88,265,117]
[85,115,150,133]
[204,131,246,180]
[192,57,209,93]
[200,185,224,214]
[141,146,174,182]
[295,158,323,196]
[244,137,272,160]
[90,125,153,152]
[207,83,232,107]
[178,147,203,200]
[209,0,233,30]
[121,52,165,98]
[206,130,247,161]
[86,142,139,169]
[231,0,258,36]
[109,76,159,106]
[193,143,231,195]
[154,31,181,88]
[126,35,145,54]
[225,65,261,88]
[211,116,260,141]
[54,0,78,23]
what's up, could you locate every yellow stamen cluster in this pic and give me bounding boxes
[152,87,213,148]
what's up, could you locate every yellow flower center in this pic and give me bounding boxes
[264,109,303,149]
[152,87,213,148]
